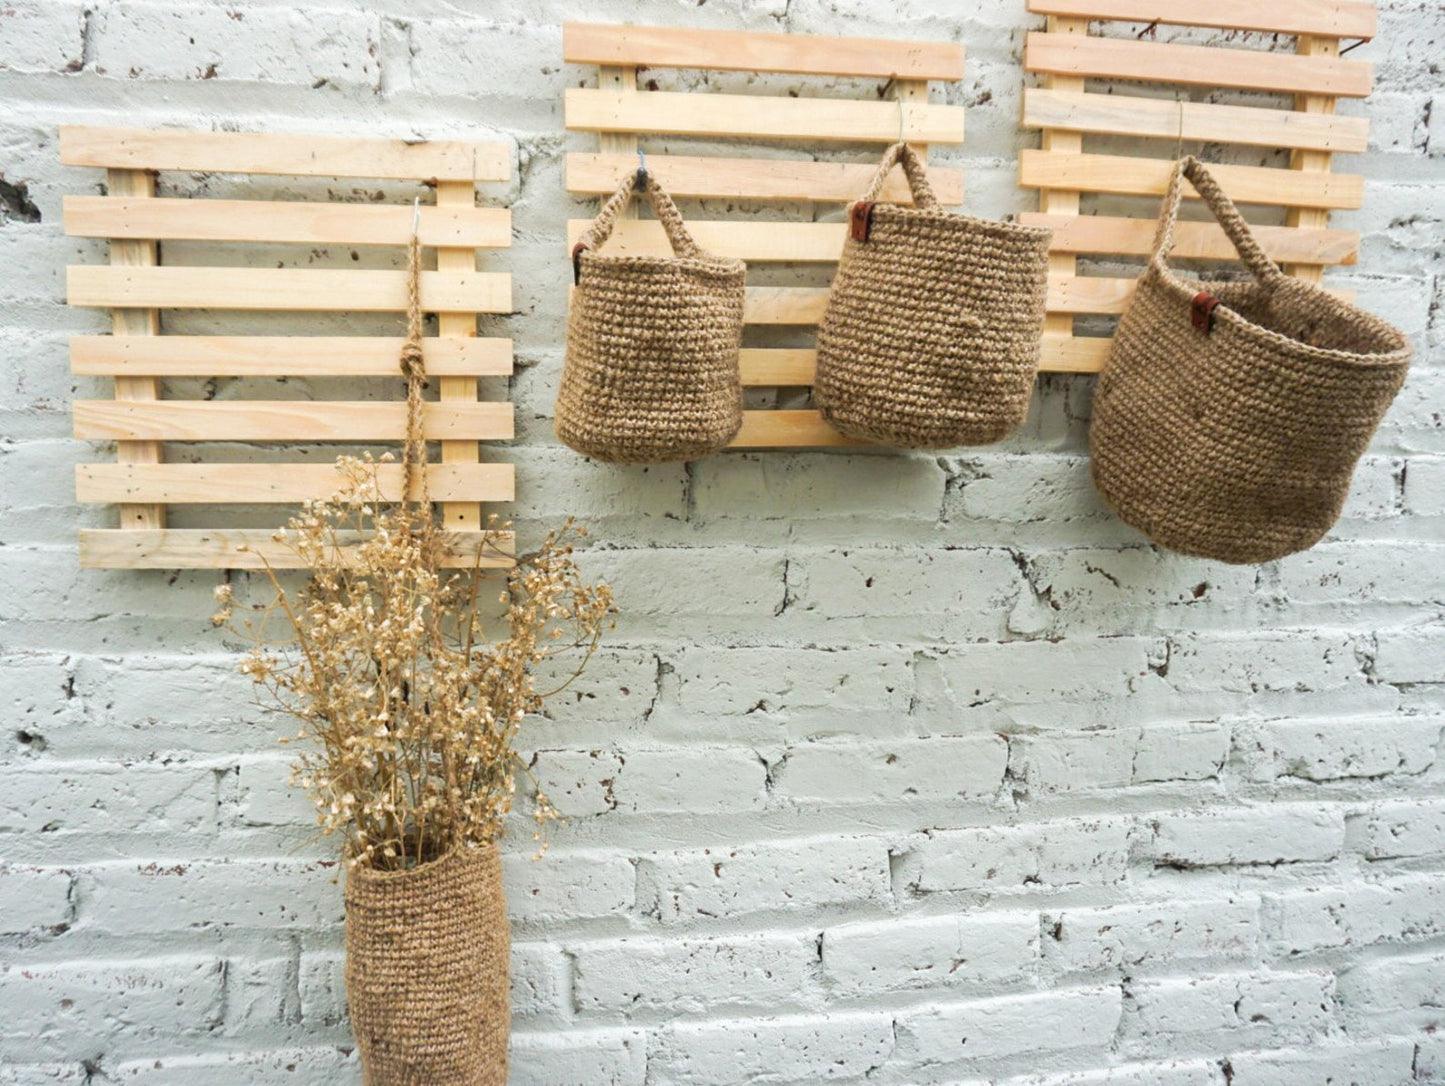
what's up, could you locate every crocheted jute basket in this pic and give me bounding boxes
[1090,156,1412,564]
[812,141,1053,448]
[557,170,746,464]
[345,844,510,1086]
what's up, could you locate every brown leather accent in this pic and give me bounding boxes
[850,201,877,242]
[571,242,588,285]
[1191,291,1221,334]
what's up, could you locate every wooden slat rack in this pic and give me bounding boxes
[62,125,515,569]
[1021,0,1377,372]
[563,23,967,449]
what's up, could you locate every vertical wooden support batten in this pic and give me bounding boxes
[599,65,641,220]
[1037,16,1089,344]
[1285,35,1340,285]
[107,167,166,531]
[435,179,482,531]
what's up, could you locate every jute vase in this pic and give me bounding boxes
[345,843,510,1086]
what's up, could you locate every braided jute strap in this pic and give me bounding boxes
[400,230,430,512]
[1151,156,1286,288]
[859,141,939,209]
[572,171,704,281]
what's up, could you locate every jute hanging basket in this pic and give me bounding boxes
[813,141,1053,449]
[1090,156,1412,565]
[557,170,746,464]
[346,844,510,1086]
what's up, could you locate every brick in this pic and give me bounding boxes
[1374,627,1445,682]
[0,763,218,836]
[526,649,662,745]
[0,3,85,73]
[991,1060,1223,1086]
[297,952,345,1027]
[408,19,560,100]
[571,932,817,1015]
[104,1048,359,1083]
[692,452,947,522]
[897,986,1123,1066]
[1349,799,1445,859]
[1045,897,1260,973]
[1336,951,1445,1031]
[510,943,569,1022]
[0,867,71,933]
[528,745,767,817]
[1146,806,1345,868]
[222,955,293,1033]
[1012,722,1228,794]
[1270,542,1445,614]
[1225,1039,1416,1086]
[1166,632,1389,717]
[651,1011,894,1085]
[1126,971,1334,1044]
[639,836,890,922]
[773,735,1008,805]
[502,850,633,927]
[236,756,309,827]
[915,817,1131,893]
[1240,717,1439,782]
[1268,873,1445,955]
[509,1028,647,1086]
[822,911,1037,995]
[507,448,688,527]
[1403,457,1445,513]
[0,1064,87,1085]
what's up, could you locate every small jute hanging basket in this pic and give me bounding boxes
[813,141,1053,449]
[342,230,510,1086]
[557,169,746,464]
[1090,156,1412,564]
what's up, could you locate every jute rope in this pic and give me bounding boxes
[400,228,430,511]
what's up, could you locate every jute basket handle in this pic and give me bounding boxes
[1152,156,1287,288]
[575,171,705,262]
[859,141,940,209]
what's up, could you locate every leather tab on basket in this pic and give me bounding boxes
[1192,291,1221,334]
[850,201,877,242]
[571,243,588,286]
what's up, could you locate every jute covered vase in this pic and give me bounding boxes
[345,843,510,1086]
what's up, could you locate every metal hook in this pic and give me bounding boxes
[633,149,648,192]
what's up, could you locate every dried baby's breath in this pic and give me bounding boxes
[215,455,615,872]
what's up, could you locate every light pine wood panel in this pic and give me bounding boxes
[1021,213,1359,264]
[68,267,512,313]
[730,410,863,448]
[1041,334,1111,373]
[74,401,515,442]
[1026,31,1372,97]
[563,23,965,79]
[569,218,849,262]
[742,287,833,326]
[64,197,511,248]
[1022,88,1369,153]
[79,528,516,570]
[71,335,514,377]
[740,348,818,386]
[566,88,965,144]
[567,152,964,204]
[61,126,509,181]
[1025,0,1376,40]
[1019,150,1363,209]
[77,462,516,504]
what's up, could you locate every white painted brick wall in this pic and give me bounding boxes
[1,0,1443,1081]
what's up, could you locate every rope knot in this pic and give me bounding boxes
[400,342,426,382]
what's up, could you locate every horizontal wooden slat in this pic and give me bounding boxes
[1022,89,1370,153]
[563,23,965,79]
[60,126,509,182]
[1025,0,1376,41]
[77,462,515,504]
[569,218,847,262]
[1040,334,1112,373]
[67,267,511,313]
[74,401,514,442]
[1026,31,1372,97]
[1022,213,1358,264]
[730,410,863,448]
[567,152,964,204]
[1044,275,1354,316]
[1018,150,1363,210]
[743,286,833,325]
[79,528,516,570]
[64,197,511,248]
[71,335,513,377]
[740,348,818,386]
[566,88,965,144]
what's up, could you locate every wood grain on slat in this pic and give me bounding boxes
[60,126,509,182]
[1026,31,1372,97]
[64,197,511,248]
[71,335,514,377]
[1286,35,1344,286]
[569,218,848,262]
[1019,150,1363,209]
[434,179,484,532]
[74,401,515,442]
[743,287,833,326]
[564,23,964,79]
[1040,334,1111,373]
[740,349,818,386]
[730,410,862,448]
[1037,15,1090,351]
[567,152,964,204]
[1025,0,1376,41]
[77,462,515,504]
[1021,213,1358,264]
[68,267,511,313]
[566,89,965,144]
[79,528,516,570]
[1023,88,1369,153]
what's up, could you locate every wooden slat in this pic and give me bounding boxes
[1286,35,1344,286]
[1048,274,1138,315]
[1037,15,1090,347]
[1018,150,1363,210]
[64,197,511,248]
[79,528,516,570]
[435,179,483,532]
[567,152,964,204]
[1040,334,1111,373]
[743,287,833,326]
[68,267,511,313]
[566,89,965,144]
[568,218,848,262]
[71,335,514,377]
[1026,31,1372,97]
[563,23,965,80]
[1023,88,1369,153]
[77,462,515,504]
[740,349,818,386]
[1021,213,1358,264]
[74,401,514,442]
[1025,0,1377,41]
[730,410,862,448]
[60,126,509,182]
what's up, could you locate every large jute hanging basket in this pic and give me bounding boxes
[557,170,746,464]
[345,844,510,1086]
[1090,156,1412,564]
[813,141,1053,449]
